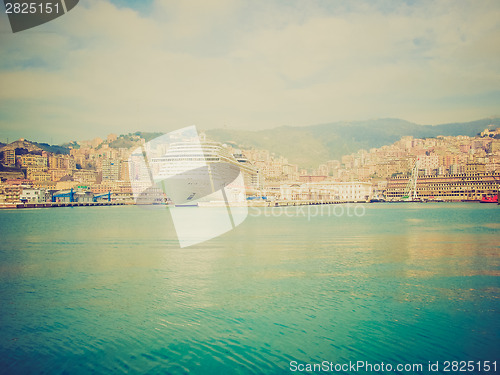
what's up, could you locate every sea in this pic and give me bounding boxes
[0,203,499,374]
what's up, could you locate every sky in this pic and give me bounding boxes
[0,0,499,144]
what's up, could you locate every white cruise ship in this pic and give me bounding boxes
[149,141,259,205]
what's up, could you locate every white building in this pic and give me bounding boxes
[20,188,46,203]
[280,181,372,202]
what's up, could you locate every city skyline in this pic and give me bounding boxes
[1,0,500,144]
[2,122,499,181]
[1,124,500,207]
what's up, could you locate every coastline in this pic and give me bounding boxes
[1,199,497,210]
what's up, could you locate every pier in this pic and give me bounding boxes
[0,202,126,210]
[268,200,358,207]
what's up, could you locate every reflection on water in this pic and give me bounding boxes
[0,203,499,374]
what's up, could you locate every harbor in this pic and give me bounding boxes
[1,203,498,374]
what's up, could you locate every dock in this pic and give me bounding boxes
[0,202,126,210]
[267,200,358,207]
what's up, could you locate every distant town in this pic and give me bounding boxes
[1,126,499,207]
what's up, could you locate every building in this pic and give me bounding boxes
[2,149,16,166]
[102,159,120,181]
[31,181,57,190]
[0,180,33,202]
[449,164,465,175]
[49,169,72,181]
[119,160,129,181]
[2,184,22,202]
[73,170,99,185]
[386,167,500,201]
[20,188,46,203]
[48,155,76,170]
[48,155,64,169]
[298,175,327,183]
[418,155,439,175]
[28,170,52,182]
[19,154,48,168]
[280,181,372,202]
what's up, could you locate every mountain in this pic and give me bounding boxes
[206,118,500,168]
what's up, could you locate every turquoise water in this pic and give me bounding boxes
[0,203,499,374]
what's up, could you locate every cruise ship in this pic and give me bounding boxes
[149,141,259,205]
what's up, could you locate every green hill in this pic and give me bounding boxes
[108,132,165,149]
[206,118,500,168]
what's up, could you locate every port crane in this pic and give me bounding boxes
[52,188,75,202]
[51,189,111,203]
[402,159,419,201]
[93,191,111,202]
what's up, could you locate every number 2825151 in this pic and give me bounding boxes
[5,2,61,14]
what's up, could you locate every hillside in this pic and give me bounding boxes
[0,139,44,153]
[206,118,500,168]
[108,132,164,149]
[33,142,69,154]
[0,139,69,155]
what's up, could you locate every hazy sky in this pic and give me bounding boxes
[0,0,499,144]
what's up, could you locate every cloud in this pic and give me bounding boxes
[0,0,499,143]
